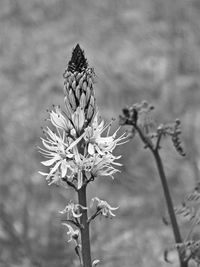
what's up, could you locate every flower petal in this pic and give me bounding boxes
[38,171,48,176]
[67,131,85,151]
[46,161,61,180]
[88,143,95,155]
[61,160,69,178]
[41,155,61,166]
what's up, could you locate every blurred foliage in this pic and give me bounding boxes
[1,0,200,266]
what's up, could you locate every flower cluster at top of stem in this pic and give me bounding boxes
[38,44,127,190]
[119,100,185,155]
[38,45,127,258]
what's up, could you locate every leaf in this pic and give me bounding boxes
[186,190,200,202]
[174,205,195,222]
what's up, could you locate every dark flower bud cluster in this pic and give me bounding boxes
[157,119,185,156]
[120,101,154,127]
[120,101,156,142]
[119,106,138,126]
[156,119,185,156]
[171,119,186,157]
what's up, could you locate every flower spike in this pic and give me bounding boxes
[38,45,127,266]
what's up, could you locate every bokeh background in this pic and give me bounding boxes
[1,0,200,266]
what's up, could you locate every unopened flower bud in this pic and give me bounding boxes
[75,85,81,99]
[80,93,86,109]
[72,80,76,90]
[63,44,96,133]
[82,81,87,91]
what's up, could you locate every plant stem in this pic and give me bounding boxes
[78,185,92,267]
[153,150,188,267]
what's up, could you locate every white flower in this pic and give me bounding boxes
[84,153,122,180]
[91,197,119,218]
[62,223,79,243]
[38,124,85,185]
[39,170,67,187]
[64,146,86,189]
[84,113,128,156]
[59,200,87,219]
[66,150,122,187]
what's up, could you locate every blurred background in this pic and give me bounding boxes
[1,0,200,266]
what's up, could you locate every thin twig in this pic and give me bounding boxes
[87,209,102,224]
[134,123,154,152]
[65,180,77,191]
[155,132,162,151]
[61,219,81,229]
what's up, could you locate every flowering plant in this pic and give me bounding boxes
[38,44,127,267]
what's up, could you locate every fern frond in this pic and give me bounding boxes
[174,204,195,222]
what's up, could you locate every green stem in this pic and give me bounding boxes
[153,150,188,267]
[78,185,92,267]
